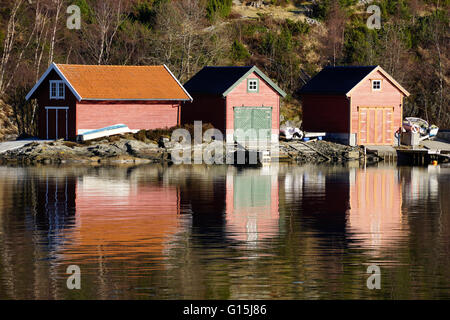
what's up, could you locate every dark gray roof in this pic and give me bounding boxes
[299,65,378,95]
[184,66,286,97]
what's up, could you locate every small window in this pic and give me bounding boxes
[247,79,258,92]
[50,80,65,99]
[372,80,381,91]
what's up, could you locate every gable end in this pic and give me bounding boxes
[223,66,287,98]
[26,63,82,101]
[346,66,410,97]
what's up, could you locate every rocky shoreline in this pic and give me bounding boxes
[279,140,363,163]
[0,136,364,165]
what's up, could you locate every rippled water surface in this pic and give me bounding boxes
[0,164,449,299]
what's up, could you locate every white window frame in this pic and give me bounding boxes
[247,79,258,93]
[49,80,65,99]
[372,80,382,91]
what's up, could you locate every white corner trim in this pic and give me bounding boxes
[163,64,193,102]
[26,62,82,101]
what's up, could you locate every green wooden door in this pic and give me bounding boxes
[234,107,272,141]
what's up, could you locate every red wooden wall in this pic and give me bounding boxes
[76,101,181,133]
[301,95,350,132]
[181,94,226,132]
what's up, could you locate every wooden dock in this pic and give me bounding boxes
[365,145,397,163]
[365,139,450,165]
[397,148,450,165]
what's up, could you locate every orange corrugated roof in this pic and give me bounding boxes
[55,64,191,100]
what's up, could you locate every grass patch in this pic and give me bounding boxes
[133,127,175,142]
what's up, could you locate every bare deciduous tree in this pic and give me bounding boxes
[322,2,346,66]
[84,0,130,65]
[152,0,228,82]
[48,0,64,65]
[0,0,25,95]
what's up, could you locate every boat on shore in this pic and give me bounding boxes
[403,117,439,138]
[77,124,136,142]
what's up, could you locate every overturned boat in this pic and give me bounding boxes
[280,127,325,141]
[403,117,439,138]
[76,124,135,142]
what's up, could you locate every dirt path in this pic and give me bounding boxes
[232,2,309,21]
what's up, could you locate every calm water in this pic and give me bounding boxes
[0,163,449,299]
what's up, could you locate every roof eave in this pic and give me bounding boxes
[163,64,193,102]
[80,98,192,102]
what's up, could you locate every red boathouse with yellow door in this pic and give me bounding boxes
[299,65,410,146]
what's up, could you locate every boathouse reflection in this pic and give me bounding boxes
[3,165,412,258]
[280,165,407,254]
[178,166,280,246]
[35,174,76,234]
[1,165,449,299]
[347,166,406,252]
[67,171,182,262]
[225,166,279,243]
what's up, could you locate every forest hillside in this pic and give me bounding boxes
[0,0,448,138]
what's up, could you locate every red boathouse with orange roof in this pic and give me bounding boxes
[26,63,192,140]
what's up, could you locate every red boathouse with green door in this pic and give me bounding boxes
[182,66,287,144]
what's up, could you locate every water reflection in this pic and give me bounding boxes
[37,174,76,251]
[225,166,279,244]
[66,174,181,262]
[0,164,449,299]
[347,167,406,254]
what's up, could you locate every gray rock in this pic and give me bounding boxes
[127,144,162,161]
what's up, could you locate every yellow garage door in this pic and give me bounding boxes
[358,107,394,145]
